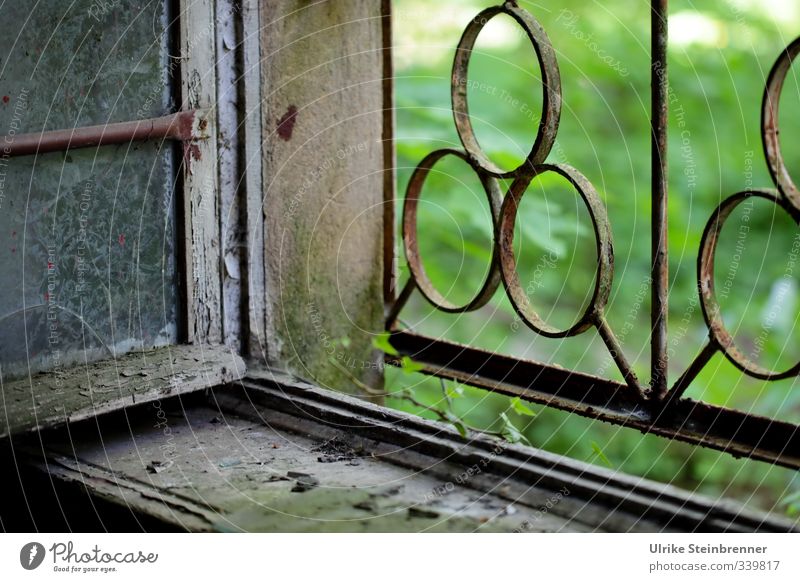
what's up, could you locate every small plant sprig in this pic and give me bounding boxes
[779,490,800,517]
[588,440,613,467]
[328,332,537,446]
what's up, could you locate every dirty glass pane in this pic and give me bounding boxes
[0,0,178,379]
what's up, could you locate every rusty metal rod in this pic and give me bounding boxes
[0,110,206,158]
[385,278,416,330]
[651,0,669,400]
[381,0,398,311]
[665,340,718,406]
[596,315,642,395]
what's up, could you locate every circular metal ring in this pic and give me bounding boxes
[762,36,800,213]
[402,148,503,313]
[698,189,800,380]
[451,4,561,180]
[498,163,613,338]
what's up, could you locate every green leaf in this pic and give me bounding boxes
[446,382,465,399]
[780,491,800,516]
[400,356,425,375]
[386,388,412,402]
[339,336,351,348]
[372,331,399,356]
[589,441,613,467]
[510,397,536,417]
[499,412,529,445]
[452,419,469,439]
[442,411,468,439]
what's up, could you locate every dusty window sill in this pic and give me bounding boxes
[0,344,245,439]
[3,366,796,533]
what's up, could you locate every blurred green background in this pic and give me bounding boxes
[386,0,800,517]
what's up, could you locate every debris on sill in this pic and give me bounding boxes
[146,460,173,474]
[407,507,440,519]
[218,458,242,469]
[311,436,361,465]
[288,471,319,492]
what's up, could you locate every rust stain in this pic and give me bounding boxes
[188,144,202,162]
[276,105,298,141]
[182,143,203,174]
[178,111,196,140]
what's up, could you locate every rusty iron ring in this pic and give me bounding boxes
[451,3,561,180]
[762,36,800,213]
[498,163,614,338]
[698,189,800,380]
[402,148,504,313]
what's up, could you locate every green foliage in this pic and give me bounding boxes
[588,441,613,468]
[372,331,399,357]
[370,335,531,442]
[510,397,536,417]
[780,491,800,517]
[400,356,425,374]
[499,412,531,446]
[445,382,465,399]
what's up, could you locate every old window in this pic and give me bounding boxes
[0,0,243,439]
[0,0,179,377]
[0,0,797,537]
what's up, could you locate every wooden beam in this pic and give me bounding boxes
[180,0,223,344]
[242,0,267,359]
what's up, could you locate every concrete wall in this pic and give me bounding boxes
[259,1,387,390]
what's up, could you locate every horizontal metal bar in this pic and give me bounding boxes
[387,331,800,469]
[0,110,208,158]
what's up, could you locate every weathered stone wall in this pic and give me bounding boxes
[260,1,386,390]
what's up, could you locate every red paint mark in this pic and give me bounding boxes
[47,262,54,270]
[276,105,298,141]
[188,144,201,162]
[11,230,16,237]
[44,292,49,301]
[178,112,196,140]
[2,95,9,104]
[182,143,202,174]
[118,233,126,246]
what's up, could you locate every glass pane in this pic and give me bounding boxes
[0,0,178,379]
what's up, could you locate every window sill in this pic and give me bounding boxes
[4,365,796,532]
[0,344,245,439]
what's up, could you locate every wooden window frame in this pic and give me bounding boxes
[0,0,257,439]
